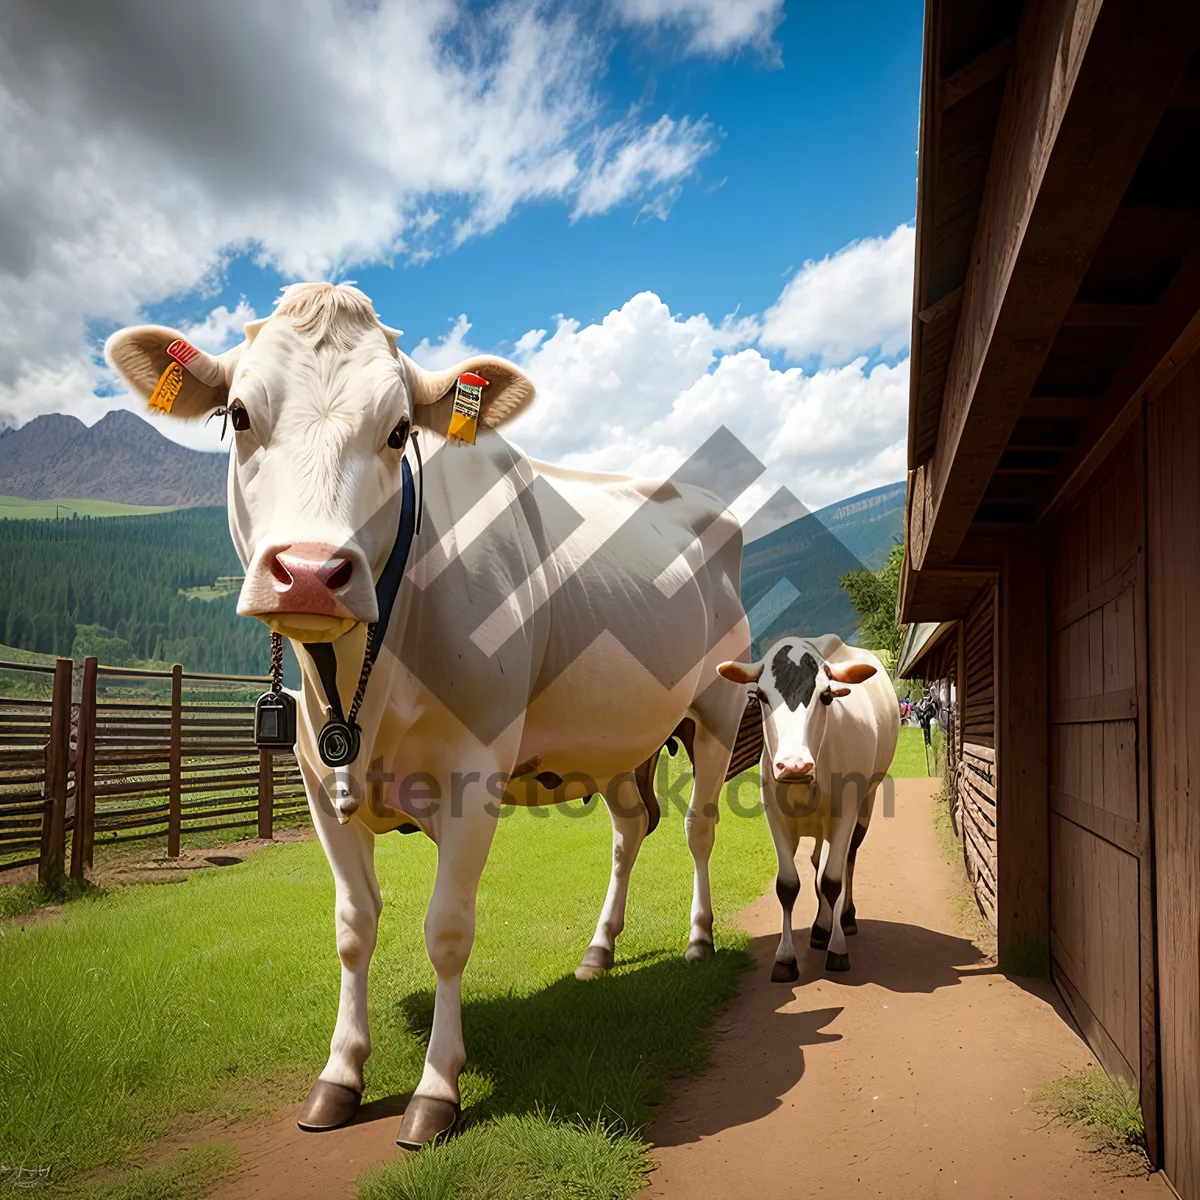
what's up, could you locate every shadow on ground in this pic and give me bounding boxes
[380,916,992,1148]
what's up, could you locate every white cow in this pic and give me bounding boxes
[105,283,749,1149]
[718,634,898,979]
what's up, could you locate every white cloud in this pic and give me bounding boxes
[0,0,719,428]
[506,289,908,513]
[612,0,785,57]
[410,315,481,371]
[573,115,714,219]
[179,301,259,355]
[760,224,915,365]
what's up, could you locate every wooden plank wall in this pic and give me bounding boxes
[1148,355,1200,1199]
[959,585,997,921]
[1047,428,1153,1131]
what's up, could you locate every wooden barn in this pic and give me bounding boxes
[897,0,1200,1191]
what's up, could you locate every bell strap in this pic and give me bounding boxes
[299,451,419,762]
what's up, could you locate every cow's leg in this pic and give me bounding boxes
[683,721,731,962]
[576,774,648,980]
[397,785,497,1150]
[297,791,380,1132]
[820,801,862,973]
[842,819,869,935]
[810,835,832,950]
[762,773,804,983]
[842,787,877,936]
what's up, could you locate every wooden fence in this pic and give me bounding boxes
[0,657,307,880]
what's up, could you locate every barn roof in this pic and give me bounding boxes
[902,0,1200,622]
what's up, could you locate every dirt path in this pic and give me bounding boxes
[162,778,1169,1199]
[646,777,1169,1199]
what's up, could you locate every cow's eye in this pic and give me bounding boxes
[387,417,410,450]
[229,402,251,433]
[820,689,834,706]
[753,687,770,705]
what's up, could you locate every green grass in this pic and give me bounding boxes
[931,783,958,866]
[0,496,178,520]
[0,875,101,921]
[359,1114,645,1200]
[0,756,775,1196]
[1034,1066,1146,1155]
[888,727,930,778]
[71,1143,239,1200]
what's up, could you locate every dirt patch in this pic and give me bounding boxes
[644,777,1170,1199]
[151,1095,411,1200]
[91,828,313,887]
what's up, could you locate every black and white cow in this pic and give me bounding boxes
[719,634,899,978]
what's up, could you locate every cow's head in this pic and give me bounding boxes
[718,639,877,783]
[105,283,534,642]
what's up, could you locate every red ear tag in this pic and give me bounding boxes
[165,339,200,367]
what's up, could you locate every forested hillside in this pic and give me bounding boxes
[0,509,267,674]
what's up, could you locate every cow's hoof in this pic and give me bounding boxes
[825,950,851,973]
[809,924,831,950]
[297,1079,361,1132]
[685,939,715,963]
[841,914,858,937]
[771,958,799,983]
[575,944,614,981]
[396,1095,461,1150]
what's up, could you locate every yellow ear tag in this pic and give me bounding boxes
[447,372,488,444]
[148,361,184,413]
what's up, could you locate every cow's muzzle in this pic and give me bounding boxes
[774,757,815,784]
[239,541,377,642]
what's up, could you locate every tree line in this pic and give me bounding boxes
[0,510,271,675]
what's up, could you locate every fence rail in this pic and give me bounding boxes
[0,657,308,880]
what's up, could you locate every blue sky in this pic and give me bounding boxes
[155,2,922,359]
[0,0,923,510]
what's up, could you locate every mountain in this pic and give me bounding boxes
[740,480,905,656]
[0,410,226,507]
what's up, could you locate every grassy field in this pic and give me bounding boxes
[0,730,928,1197]
[890,726,930,779]
[0,496,179,520]
[0,758,776,1197]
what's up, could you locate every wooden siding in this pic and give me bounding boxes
[1148,354,1200,1198]
[962,585,996,747]
[952,585,998,921]
[1047,426,1156,1138]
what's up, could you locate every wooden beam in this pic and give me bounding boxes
[941,38,1015,111]
[912,0,1200,571]
[996,536,1049,973]
[1169,74,1200,110]
[907,0,945,471]
[1041,237,1200,520]
[916,285,963,325]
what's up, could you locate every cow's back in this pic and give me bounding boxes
[819,642,900,784]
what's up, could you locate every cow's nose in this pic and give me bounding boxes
[266,543,354,610]
[774,757,814,783]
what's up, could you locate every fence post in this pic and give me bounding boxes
[167,664,182,858]
[39,658,72,884]
[70,657,98,879]
[258,749,274,840]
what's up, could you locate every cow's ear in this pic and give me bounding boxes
[718,659,764,685]
[825,661,877,685]
[105,325,239,420]
[404,354,535,435]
